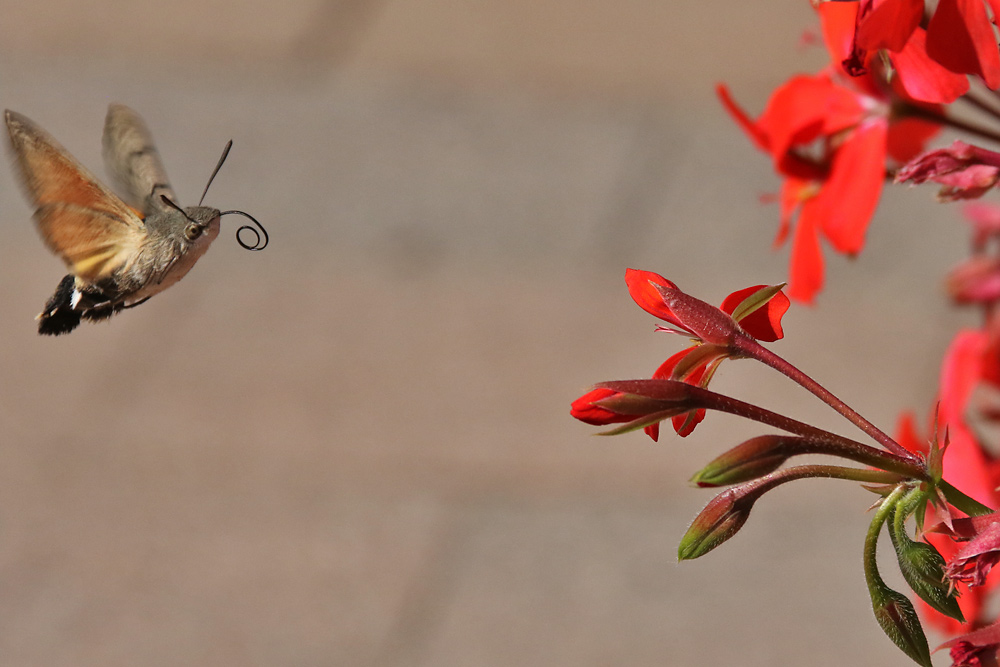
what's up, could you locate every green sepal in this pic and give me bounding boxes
[888,505,964,622]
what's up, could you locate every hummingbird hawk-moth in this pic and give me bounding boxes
[5,104,267,335]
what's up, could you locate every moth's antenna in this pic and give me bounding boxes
[198,140,233,206]
[160,195,199,225]
[220,210,269,251]
[165,194,269,251]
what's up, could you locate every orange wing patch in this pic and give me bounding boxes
[6,110,144,281]
[34,204,142,280]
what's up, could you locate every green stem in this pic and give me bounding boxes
[865,486,906,592]
[760,464,906,487]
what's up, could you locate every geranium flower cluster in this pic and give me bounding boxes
[570,1,1000,665]
[718,0,1000,303]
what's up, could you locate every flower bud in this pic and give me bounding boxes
[678,487,757,560]
[691,435,797,487]
[889,519,964,622]
[870,583,933,667]
[654,283,743,346]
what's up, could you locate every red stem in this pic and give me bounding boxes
[731,336,918,461]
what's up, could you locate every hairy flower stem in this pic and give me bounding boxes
[771,464,906,486]
[865,485,906,595]
[683,385,927,479]
[732,336,916,461]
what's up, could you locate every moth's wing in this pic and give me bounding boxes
[5,109,145,282]
[102,103,177,217]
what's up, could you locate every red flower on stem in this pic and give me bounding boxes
[719,1,942,303]
[847,0,1000,100]
[571,270,789,439]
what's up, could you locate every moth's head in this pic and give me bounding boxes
[179,205,221,249]
[149,203,221,252]
[155,194,267,253]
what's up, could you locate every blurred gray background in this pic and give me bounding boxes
[0,1,977,665]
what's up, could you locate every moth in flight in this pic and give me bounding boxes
[5,104,267,335]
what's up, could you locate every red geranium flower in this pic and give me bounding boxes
[571,270,789,439]
[719,1,942,303]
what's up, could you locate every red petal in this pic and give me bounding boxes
[892,27,970,103]
[886,116,942,163]
[923,532,991,634]
[950,521,1000,586]
[818,0,861,64]
[894,412,927,456]
[787,200,825,303]
[720,286,790,341]
[624,268,680,325]
[758,75,864,177]
[926,0,1000,89]
[815,120,887,254]
[938,331,1000,507]
[716,83,770,153]
[571,388,631,425]
[652,350,709,437]
[856,0,923,51]
[642,355,681,442]
[672,409,706,437]
[941,618,1000,649]
[775,177,813,248]
[988,0,1000,35]
[947,639,999,666]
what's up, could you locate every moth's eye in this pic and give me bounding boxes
[185,224,202,241]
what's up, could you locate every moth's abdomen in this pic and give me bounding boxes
[37,275,82,335]
[36,274,126,335]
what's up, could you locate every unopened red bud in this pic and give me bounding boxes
[571,388,633,426]
[571,381,701,438]
[595,378,698,403]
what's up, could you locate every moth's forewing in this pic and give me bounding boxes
[5,109,145,282]
[103,103,177,217]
